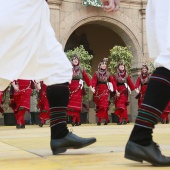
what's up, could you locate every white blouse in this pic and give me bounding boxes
[0,0,72,90]
[146,0,170,70]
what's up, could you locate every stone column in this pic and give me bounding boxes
[128,1,147,122]
[139,1,147,62]
[48,0,62,40]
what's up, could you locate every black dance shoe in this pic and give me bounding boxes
[104,121,108,125]
[125,141,170,166]
[161,120,166,124]
[97,122,101,126]
[71,122,75,126]
[20,124,25,129]
[75,123,81,126]
[123,121,127,125]
[39,123,43,127]
[16,124,21,129]
[51,132,96,155]
[117,121,123,125]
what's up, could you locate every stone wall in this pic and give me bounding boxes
[0,0,150,125]
[47,0,150,121]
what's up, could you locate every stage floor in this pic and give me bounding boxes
[1,123,170,170]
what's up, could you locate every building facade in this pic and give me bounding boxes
[0,0,150,125]
[48,0,149,122]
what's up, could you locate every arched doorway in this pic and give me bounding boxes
[62,18,142,122]
[65,23,125,75]
[63,17,142,74]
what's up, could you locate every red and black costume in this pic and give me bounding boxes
[67,56,91,126]
[92,61,117,125]
[38,81,50,127]
[135,65,150,108]
[12,79,33,129]
[113,64,135,124]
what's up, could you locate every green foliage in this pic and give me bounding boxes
[66,45,93,102]
[31,89,38,98]
[65,45,93,78]
[108,46,133,75]
[31,89,39,111]
[149,61,155,74]
[2,86,10,112]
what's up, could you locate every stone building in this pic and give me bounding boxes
[48,0,150,122]
[0,0,151,125]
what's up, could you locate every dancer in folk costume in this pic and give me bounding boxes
[125,0,170,166]
[35,81,50,127]
[67,55,95,126]
[0,0,119,154]
[160,101,170,124]
[135,64,151,108]
[92,59,119,125]
[12,79,34,129]
[113,61,135,125]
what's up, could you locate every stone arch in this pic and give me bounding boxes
[59,10,144,121]
[61,11,143,68]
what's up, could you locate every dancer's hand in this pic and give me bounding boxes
[135,88,139,94]
[101,0,120,13]
[13,85,19,92]
[35,82,41,91]
[116,90,120,97]
[11,81,19,92]
[90,86,95,93]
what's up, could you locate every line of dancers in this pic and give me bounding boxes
[1,56,169,128]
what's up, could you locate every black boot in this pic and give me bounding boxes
[71,122,75,126]
[125,67,170,166]
[117,121,123,125]
[128,125,153,146]
[104,121,108,125]
[16,124,21,129]
[20,124,25,129]
[39,123,43,127]
[161,120,166,124]
[123,120,127,125]
[47,84,70,141]
[97,122,101,126]
[47,83,96,155]
[75,122,81,126]
[51,132,96,154]
[125,141,170,166]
